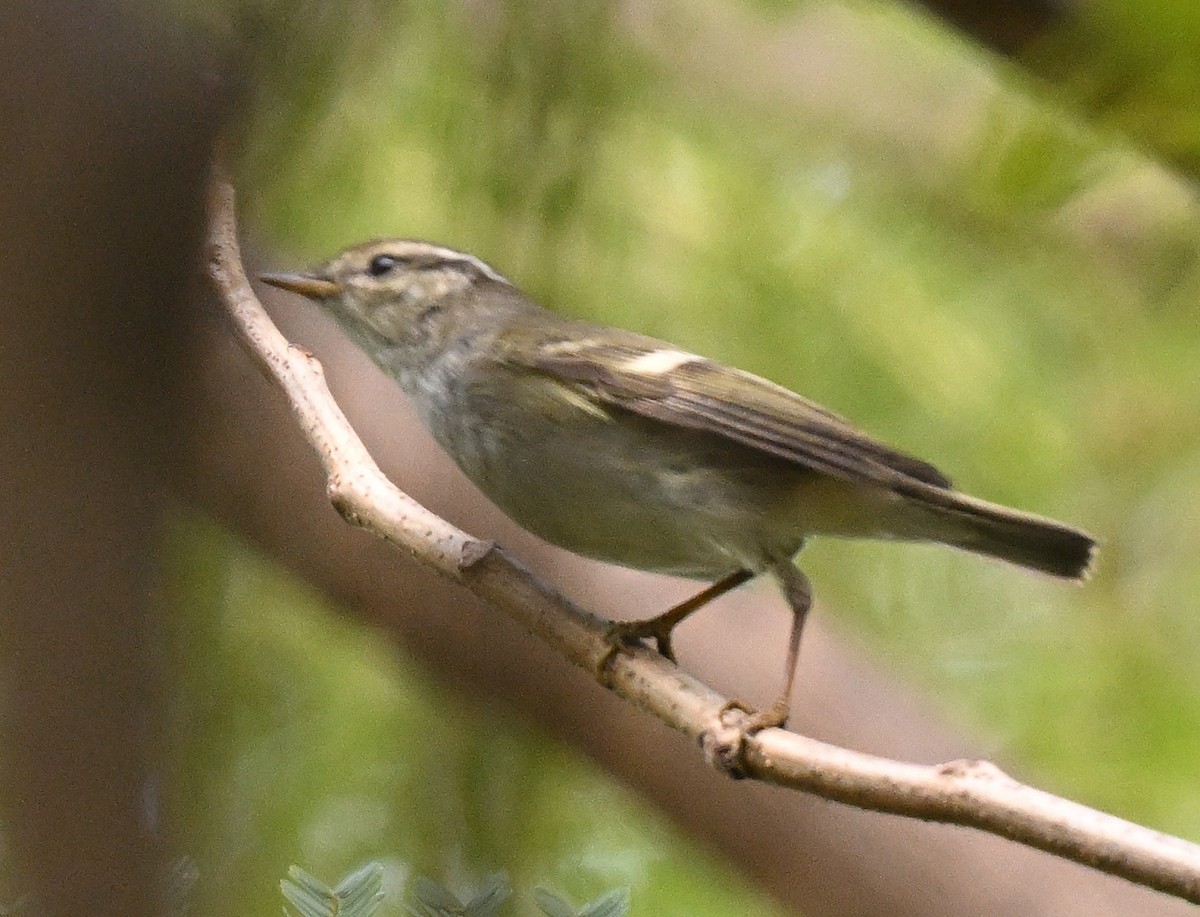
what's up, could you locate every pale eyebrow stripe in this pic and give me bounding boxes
[623,349,699,375]
[426,245,510,284]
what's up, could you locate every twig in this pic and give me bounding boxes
[205,176,1200,905]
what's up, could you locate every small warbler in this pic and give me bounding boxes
[261,240,1095,731]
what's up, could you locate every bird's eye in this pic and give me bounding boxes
[367,254,400,277]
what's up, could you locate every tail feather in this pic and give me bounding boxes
[899,484,1097,580]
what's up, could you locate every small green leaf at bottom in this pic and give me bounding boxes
[534,886,630,917]
[407,873,510,917]
[282,863,384,917]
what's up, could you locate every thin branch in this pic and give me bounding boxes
[205,176,1200,905]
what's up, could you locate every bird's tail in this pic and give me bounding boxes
[899,484,1097,580]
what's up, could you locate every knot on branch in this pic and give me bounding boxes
[458,537,498,571]
[700,707,755,780]
[328,489,362,526]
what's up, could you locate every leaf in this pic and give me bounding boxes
[534,885,630,917]
[333,863,386,917]
[408,876,464,917]
[281,866,337,917]
[163,855,199,917]
[533,887,579,917]
[463,873,510,917]
[579,888,629,917]
[282,863,386,917]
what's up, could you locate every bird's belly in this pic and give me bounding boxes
[488,459,749,576]
[438,408,816,578]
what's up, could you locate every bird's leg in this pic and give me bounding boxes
[605,568,753,662]
[723,561,812,733]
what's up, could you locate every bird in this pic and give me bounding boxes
[260,239,1096,732]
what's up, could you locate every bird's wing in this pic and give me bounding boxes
[501,335,952,490]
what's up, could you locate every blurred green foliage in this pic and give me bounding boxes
[168,0,1200,911]
[1028,0,1200,174]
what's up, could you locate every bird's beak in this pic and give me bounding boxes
[258,271,341,299]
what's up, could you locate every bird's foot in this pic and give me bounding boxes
[604,617,677,661]
[595,617,679,685]
[700,698,790,778]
